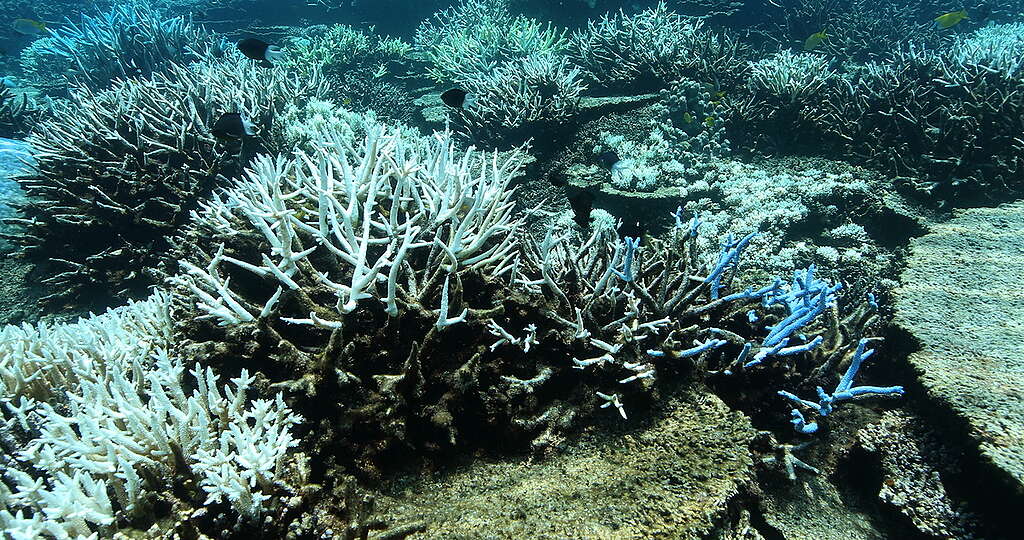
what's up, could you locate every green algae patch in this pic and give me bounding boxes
[895,201,1024,495]
[374,388,755,538]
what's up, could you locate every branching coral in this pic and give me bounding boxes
[802,41,1024,203]
[454,53,587,146]
[20,4,223,94]
[732,49,842,149]
[167,114,884,475]
[2,53,324,308]
[747,50,838,107]
[950,22,1024,78]
[0,87,36,139]
[415,0,567,83]
[748,0,987,61]
[282,24,417,123]
[285,23,411,71]
[174,125,521,327]
[273,99,423,156]
[0,292,303,537]
[569,1,747,91]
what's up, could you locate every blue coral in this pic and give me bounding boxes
[778,339,904,433]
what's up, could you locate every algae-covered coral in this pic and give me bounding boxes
[1,0,1022,538]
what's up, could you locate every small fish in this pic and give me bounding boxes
[703,116,716,127]
[12,18,46,36]
[341,97,352,106]
[934,10,968,29]
[617,218,645,239]
[212,112,256,139]
[237,38,283,67]
[682,112,694,124]
[598,150,620,169]
[440,88,476,108]
[803,29,827,51]
[567,190,594,227]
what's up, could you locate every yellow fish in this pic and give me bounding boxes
[12,18,46,36]
[934,10,968,29]
[703,116,716,127]
[682,112,694,124]
[804,29,827,51]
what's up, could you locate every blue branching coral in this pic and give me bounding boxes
[779,339,905,433]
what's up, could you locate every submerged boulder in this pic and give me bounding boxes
[374,389,755,538]
[895,201,1024,494]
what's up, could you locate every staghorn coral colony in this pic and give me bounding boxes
[0,0,1022,538]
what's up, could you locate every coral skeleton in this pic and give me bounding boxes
[175,125,521,325]
[0,293,302,537]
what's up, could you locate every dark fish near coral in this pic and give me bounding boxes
[567,190,594,227]
[598,150,620,169]
[618,218,645,239]
[440,88,476,108]
[12,18,46,36]
[237,38,283,67]
[212,113,256,139]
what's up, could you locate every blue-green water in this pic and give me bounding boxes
[0,1,1022,538]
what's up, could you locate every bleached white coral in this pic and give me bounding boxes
[569,1,744,89]
[415,0,567,82]
[0,292,303,537]
[459,52,586,139]
[175,124,522,327]
[951,22,1024,77]
[0,292,172,402]
[597,132,672,192]
[747,50,837,104]
[684,160,883,279]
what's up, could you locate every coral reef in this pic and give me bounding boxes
[591,79,729,192]
[167,112,888,485]
[736,23,1024,204]
[20,4,223,95]
[2,53,323,309]
[1,1,1016,538]
[416,0,584,145]
[282,24,418,125]
[569,1,747,92]
[858,410,973,538]
[748,0,997,61]
[682,157,896,290]
[0,292,304,537]
[453,53,587,145]
[0,88,36,140]
[374,388,755,538]
[415,0,567,84]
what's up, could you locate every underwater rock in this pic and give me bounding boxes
[373,388,754,538]
[758,473,887,540]
[895,201,1024,495]
[857,410,972,538]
